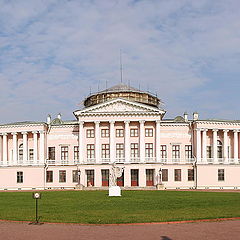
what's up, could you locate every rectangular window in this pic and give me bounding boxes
[101,169,109,186]
[17,171,23,183]
[116,129,124,137]
[160,145,167,159]
[101,144,110,158]
[59,170,66,183]
[101,129,109,137]
[130,129,138,137]
[145,143,153,157]
[86,129,95,138]
[131,169,139,186]
[162,169,168,181]
[172,145,180,159]
[61,146,68,160]
[131,143,139,158]
[146,169,154,186]
[74,146,79,160]
[207,146,212,158]
[145,128,153,137]
[86,170,94,186]
[174,169,181,181]
[188,169,194,181]
[29,149,34,161]
[72,170,78,183]
[87,144,95,159]
[185,145,192,159]
[19,149,23,161]
[48,147,55,160]
[46,171,53,183]
[116,143,124,159]
[218,169,225,181]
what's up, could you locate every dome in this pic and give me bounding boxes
[83,83,161,108]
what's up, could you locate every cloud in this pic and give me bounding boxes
[0,0,240,123]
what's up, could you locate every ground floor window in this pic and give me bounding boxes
[174,169,181,181]
[72,170,78,183]
[101,169,109,186]
[59,170,66,183]
[188,169,194,181]
[86,170,94,186]
[131,169,139,186]
[46,170,53,182]
[17,171,23,183]
[146,169,154,186]
[218,169,225,181]
[162,169,168,182]
[117,171,124,186]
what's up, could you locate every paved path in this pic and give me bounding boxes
[0,220,239,240]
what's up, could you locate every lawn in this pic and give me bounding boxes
[0,190,239,224]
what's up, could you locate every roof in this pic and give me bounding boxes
[100,83,140,93]
[0,121,46,127]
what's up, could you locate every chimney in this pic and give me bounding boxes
[184,112,188,122]
[47,114,51,124]
[57,113,62,120]
[193,112,199,121]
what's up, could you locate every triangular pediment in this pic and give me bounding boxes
[74,98,165,116]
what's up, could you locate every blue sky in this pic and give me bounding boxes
[0,0,240,123]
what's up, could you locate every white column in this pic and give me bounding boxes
[212,129,218,163]
[2,133,8,165]
[124,120,130,163]
[233,130,239,164]
[196,129,201,162]
[139,120,145,162]
[12,132,18,165]
[33,131,38,163]
[39,130,45,164]
[223,130,229,163]
[78,121,84,163]
[95,121,100,163]
[0,135,2,162]
[22,132,28,164]
[202,129,207,163]
[156,120,161,162]
[110,121,115,162]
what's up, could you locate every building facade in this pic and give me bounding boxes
[0,84,239,190]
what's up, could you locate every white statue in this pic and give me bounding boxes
[109,163,124,196]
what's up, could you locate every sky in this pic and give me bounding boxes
[0,0,240,123]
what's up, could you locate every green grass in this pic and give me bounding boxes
[0,191,239,224]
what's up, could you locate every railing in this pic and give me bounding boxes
[101,158,110,163]
[145,157,156,163]
[115,158,125,163]
[130,157,140,163]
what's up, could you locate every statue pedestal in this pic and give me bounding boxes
[109,186,121,196]
[156,184,165,190]
[75,184,84,190]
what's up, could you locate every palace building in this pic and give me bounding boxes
[0,83,239,190]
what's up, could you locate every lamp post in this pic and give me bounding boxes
[159,168,162,185]
[78,169,81,185]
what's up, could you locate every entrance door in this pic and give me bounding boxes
[117,171,124,186]
[131,169,139,186]
[86,170,94,186]
[101,169,109,186]
[146,169,154,186]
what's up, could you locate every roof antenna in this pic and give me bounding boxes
[105,80,108,91]
[139,83,141,90]
[128,79,130,89]
[120,49,123,84]
[89,86,92,95]
[98,81,100,92]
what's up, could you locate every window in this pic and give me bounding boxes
[188,169,194,181]
[185,145,192,159]
[48,147,55,160]
[131,169,139,186]
[217,140,223,158]
[87,144,95,158]
[172,145,180,159]
[74,146,79,160]
[116,143,124,159]
[86,129,94,138]
[131,143,139,158]
[130,129,138,137]
[102,144,110,158]
[218,169,225,181]
[207,146,212,158]
[46,171,53,183]
[174,169,181,181]
[101,129,109,137]
[228,146,231,158]
[145,128,153,137]
[146,169,154,186]
[19,144,23,161]
[160,145,167,159]
[29,149,34,161]
[86,170,94,186]
[162,169,168,181]
[145,143,153,157]
[116,129,124,137]
[72,170,78,183]
[61,146,68,160]
[59,170,66,183]
[101,169,109,186]
[17,171,23,183]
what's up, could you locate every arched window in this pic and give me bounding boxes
[217,140,223,158]
[19,144,23,161]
